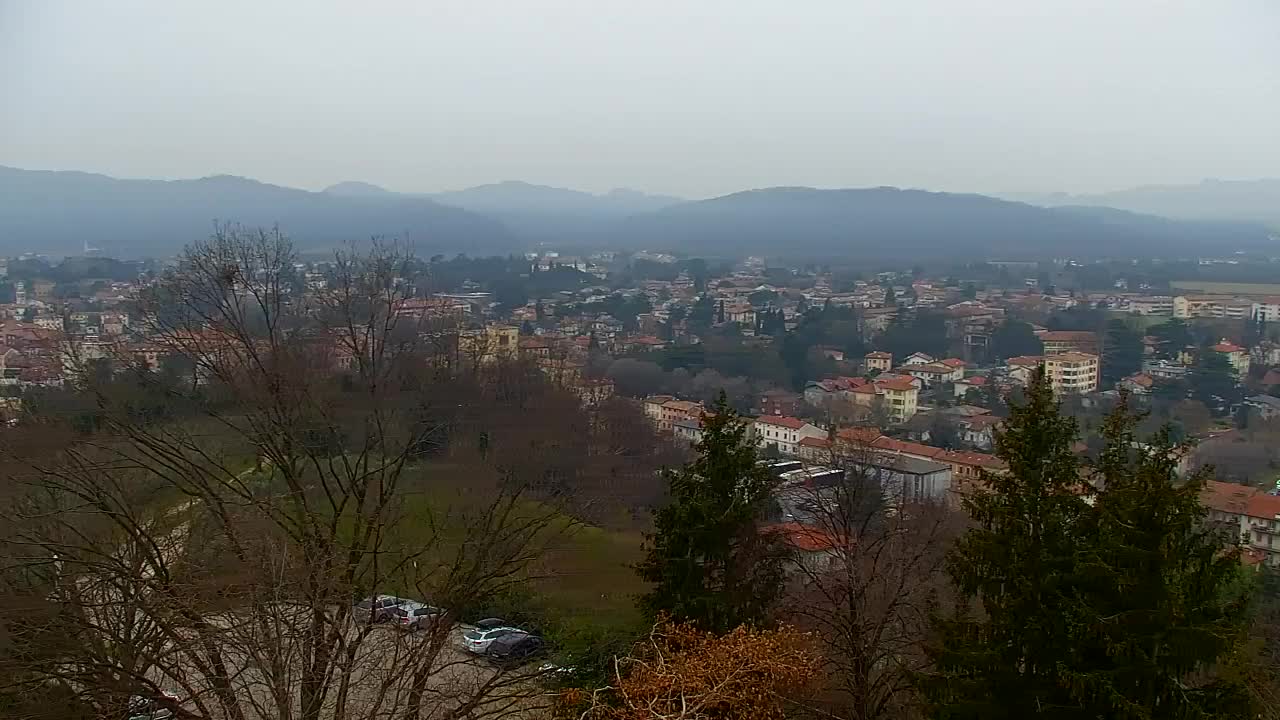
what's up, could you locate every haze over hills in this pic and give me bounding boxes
[1001,179,1280,228]
[326,179,684,244]
[0,166,513,257]
[0,165,1274,260]
[618,186,1276,260]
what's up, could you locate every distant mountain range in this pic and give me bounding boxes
[1000,179,1280,228]
[616,186,1275,260]
[325,179,683,243]
[0,165,1274,259]
[0,166,512,257]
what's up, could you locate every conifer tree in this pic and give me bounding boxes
[1068,398,1252,719]
[636,393,784,633]
[922,370,1089,718]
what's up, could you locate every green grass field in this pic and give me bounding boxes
[1170,281,1280,295]
[384,462,650,634]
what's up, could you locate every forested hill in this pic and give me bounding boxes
[617,186,1274,260]
[0,166,514,257]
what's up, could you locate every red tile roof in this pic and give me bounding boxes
[1006,355,1044,367]
[1201,480,1258,515]
[755,415,807,430]
[958,375,988,386]
[865,351,892,359]
[1123,373,1154,388]
[763,522,845,552]
[940,358,966,368]
[875,377,917,392]
[835,427,883,445]
[1246,492,1280,521]
[1213,341,1245,353]
[798,436,831,448]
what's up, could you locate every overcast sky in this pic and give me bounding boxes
[2,1,1277,198]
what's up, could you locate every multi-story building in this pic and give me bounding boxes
[1253,298,1280,323]
[1174,295,1253,320]
[1128,295,1174,315]
[752,415,827,456]
[1201,481,1280,566]
[1211,339,1251,377]
[1043,352,1100,394]
[642,396,705,433]
[874,376,920,421]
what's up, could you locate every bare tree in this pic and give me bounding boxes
[0,226,572,720]
[777,440,960,720]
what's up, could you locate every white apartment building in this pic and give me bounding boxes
[752,416,827,456]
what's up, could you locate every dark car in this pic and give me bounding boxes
[485,632,546,667]
[473,617,508,629]
[127,691,178,720]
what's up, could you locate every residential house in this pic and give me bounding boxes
[762,522,846,574]
[642,396,705,433]
[955,414,1001,451]
[1005,355,1045,385]
[1200,481,1280,567]
[1245,395,1280,421]
[953,375,988,398]
[796,436,833,464]
[753,416,827,456]
[1143,359,1190,380]
[903,361,964,388]
[759,389,803,417]
[817,346,846,361]
[1117,373,1155,395]
[459,324,519,363]
[1212,340,1251,377]
[901,352,936,366]
[623,335,667,352]
[861,307,898,333]
[673,417,704,445]
[864,351,893,373]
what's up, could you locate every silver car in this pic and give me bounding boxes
[387,601,445,632]
[353,594,410,624]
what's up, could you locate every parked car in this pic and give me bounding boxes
[473,617,508,629]
[486,633,546,667]
[127,691,178,720]
[353,595,409,624]
[388,601,445,632]
[462,626,525,654]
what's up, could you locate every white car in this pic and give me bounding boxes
[462,626,525,654]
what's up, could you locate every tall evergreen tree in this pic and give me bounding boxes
[636,393,784,633]
[1102,318,1144,386]
[922,370,1090,718]
[1069,400,1252,719]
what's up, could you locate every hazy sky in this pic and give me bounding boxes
[2,0,1277,198]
